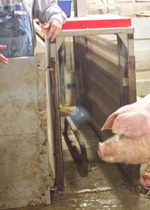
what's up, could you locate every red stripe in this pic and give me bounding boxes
[41,16,131,33]
[62,19,131,30]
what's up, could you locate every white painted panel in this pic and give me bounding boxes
[0,134,41,209]
[136,70,150,97]
[135,49,150,71]
[35,32,56,185]
[136,70,150,80]
[136,79,150,97]
[132,17,150,39]
[0,57,38,135]
[134,40,150,50]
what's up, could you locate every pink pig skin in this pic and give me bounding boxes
[98,134,150,165]
[140,163,150,190]
[101,93,150,137]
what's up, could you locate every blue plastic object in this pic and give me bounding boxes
[57,0,72,18]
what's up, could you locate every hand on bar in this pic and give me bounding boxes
[42,19,62,42]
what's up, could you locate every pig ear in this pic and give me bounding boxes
[112,111,150,137]
[101,113,118,130]
[101,106,128,130]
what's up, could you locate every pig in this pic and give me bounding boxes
[102,93,150,137]
[140,163,150,191]
[98,93,150,165]
[98,134,150,165]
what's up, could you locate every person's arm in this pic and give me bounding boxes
[33,0,67,42]
[0,45,8,65]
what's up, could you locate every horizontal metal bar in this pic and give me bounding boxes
[59,27,134,37]
[34,21,47,39]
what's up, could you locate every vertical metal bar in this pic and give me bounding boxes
[127,34,136,104]
[117,33,139,186]
[126,33,140,186]
[73,36,81,105]
[58,41,66,107]
[117,34,128,106]
[49,39,64,191]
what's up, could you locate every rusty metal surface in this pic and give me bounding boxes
[0,53,50,209]
[127,55,136,103]
[63,116,88,177]
[49,56,64,191]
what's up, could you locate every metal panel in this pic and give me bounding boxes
[74,35,121,132]
[58,38,76,107]
[74,34,138,186]
[0,54,50,209]
[35,20,64,191]
[35,33,56,185]
[49,42,64,191]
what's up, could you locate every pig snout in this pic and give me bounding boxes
[97,135,120,163]
[140,173,150,190]
[140,163,150,190]
[98,134,150,165]
[98,142,103,158]
[98,142,114,162]
[98,142,114,163]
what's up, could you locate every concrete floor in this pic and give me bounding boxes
[11,109,150,210]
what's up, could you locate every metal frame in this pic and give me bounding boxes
[34,21,137,190]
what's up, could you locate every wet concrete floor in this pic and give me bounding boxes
[12,108,150,210]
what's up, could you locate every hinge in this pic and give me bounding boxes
[46,67,53,71]
[123,78,129,86]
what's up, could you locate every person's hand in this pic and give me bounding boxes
[43,19,62,42]
[0,45,8,65]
